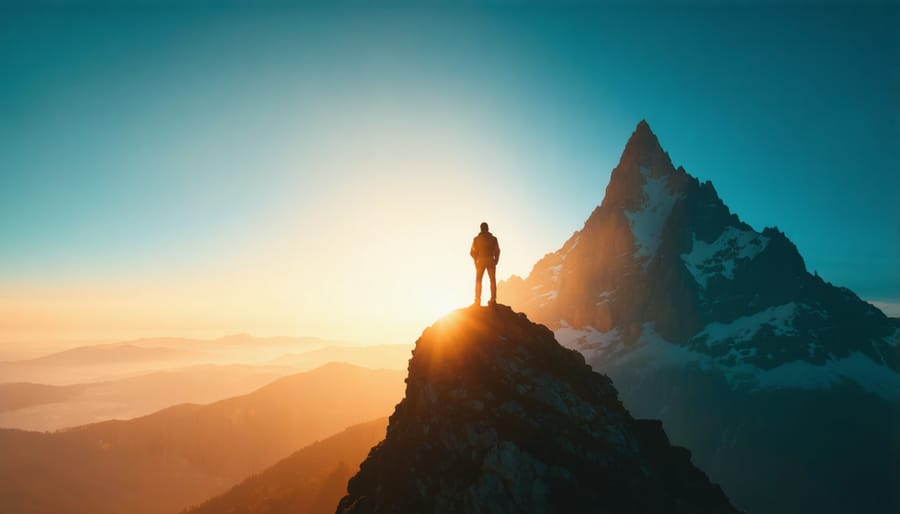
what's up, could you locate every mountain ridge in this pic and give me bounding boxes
[0,363,405,514]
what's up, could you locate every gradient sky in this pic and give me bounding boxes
[1,0,897,350]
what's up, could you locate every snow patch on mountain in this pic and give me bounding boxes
[625,167,681,267]
[609,323,706,370]
[746,352,900,398]
[566,322,900,400]
[559,234,580,259]
[869,300,900,318]
[682,227,769,287]
[596,290,615,305]
[556,326,624,364]
[549,264,562,281]
[556,326,621,350]
[538,290,558,304]
[696,303,798,347]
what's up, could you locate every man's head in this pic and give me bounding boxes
[480,222,489,232]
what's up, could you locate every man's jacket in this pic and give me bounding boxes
[470,232,500,267]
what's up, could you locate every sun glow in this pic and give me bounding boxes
[0,57,550,347]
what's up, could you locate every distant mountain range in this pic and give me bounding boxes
[500,121,900,513]
[271,344,412,370]
[0,334,343,384]
[0,364,289,431]
[0,334,412,431]
[0,363,404,514]
[124,333,339,356]
[18,343,202,366]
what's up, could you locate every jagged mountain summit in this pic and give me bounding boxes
[336,305,739,514]
[499,121,900,514]
[501,120,899,395]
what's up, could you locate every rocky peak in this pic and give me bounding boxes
[336,305,739,514]
[590,121,687,237]
[616,120,677,179]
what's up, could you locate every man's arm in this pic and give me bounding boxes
[493,237,500,265]
[470,238,477,260]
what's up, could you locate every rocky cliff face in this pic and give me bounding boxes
[499,121,900,514]
[336,305,739,514]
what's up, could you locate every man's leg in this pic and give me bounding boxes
[487,265,497,305]
[475,264,485,305]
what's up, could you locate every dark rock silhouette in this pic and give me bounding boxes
[336,305,739,514]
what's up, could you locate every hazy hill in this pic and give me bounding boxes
[0,344,208,384]
[125,334,338,362]
[0,334,345,385]
[271,344,412,371]
[0,382,83,413]
[0,337,411,431]
[0,364,291,431]
[0,363,405,514]
[16,343,202,366]
[183,418,388,514]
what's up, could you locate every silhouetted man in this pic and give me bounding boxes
[471,222,500,306]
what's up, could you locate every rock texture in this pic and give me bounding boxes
[336,305,739,514]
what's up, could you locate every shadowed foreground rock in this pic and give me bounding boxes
[336,305,740,514]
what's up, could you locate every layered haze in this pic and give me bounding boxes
[0,334,410,431]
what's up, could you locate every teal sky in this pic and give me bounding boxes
[1,0,898,344]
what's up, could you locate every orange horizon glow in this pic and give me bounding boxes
[0,92,589,355]
[0,197,560,354]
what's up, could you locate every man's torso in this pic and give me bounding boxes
[472,232,498,266]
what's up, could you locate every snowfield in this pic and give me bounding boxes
[681,226,770,287]
[694,303,799,346]
[555,322,900,400]
[625,166,682,267]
